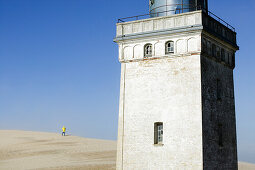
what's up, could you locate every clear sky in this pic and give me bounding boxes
[0,0,254,164]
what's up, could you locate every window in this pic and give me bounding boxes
[212,44,216,57]
[229,54,232,66]
[216,47,220,60]
[202,38,207,53]
[228,53,231,65]
[144,44,152,57]
[217,79,222,101]
[222,28,226,37]
[150,0,155,5]
[204,0,207,9]
[221,49,225,62]
[218,123,223,147]
[225,52,229,64]
[207,41,212,56]
[232,53,235,67]
[225,52,231,65]
[154,122,163,144]
[165,41,174,54]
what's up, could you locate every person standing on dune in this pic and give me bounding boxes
[62,126,66,136]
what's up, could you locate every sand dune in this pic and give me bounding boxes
[238,162,255,170]
[0,130,254,170]
[0,130,116,170]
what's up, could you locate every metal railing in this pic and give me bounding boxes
[206,10,235,32]
[117,6,235,32]
[118,6,199,23]
[149,4,198,15]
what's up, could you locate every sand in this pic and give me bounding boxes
[238,162,255,170]
[0,130,116,170]
[0,130,254,170]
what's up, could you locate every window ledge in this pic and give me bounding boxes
[154,143,164,147]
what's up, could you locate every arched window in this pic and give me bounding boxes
[144,43,152,57]
[165,41,174,54]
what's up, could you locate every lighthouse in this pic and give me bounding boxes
[114,0,238,169]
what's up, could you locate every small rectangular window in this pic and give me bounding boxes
[207,42,212,56]
[228,53,232,65]
[216,47,220,60]
[212,44,216,58]
[154,122,163,144]
[232,53,235,67]
[202,38,207,53]
[221,49,225,62]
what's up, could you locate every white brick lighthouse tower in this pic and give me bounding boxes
[114,0,239,169]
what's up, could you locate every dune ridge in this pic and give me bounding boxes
[0,130,116,170]
[0,130,254,170]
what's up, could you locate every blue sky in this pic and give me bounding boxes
[0,0,254,164]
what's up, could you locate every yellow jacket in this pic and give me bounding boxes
[62,126,66,132]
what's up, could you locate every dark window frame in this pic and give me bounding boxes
[150,0,155,5]
[221,48,225,62]
[207,41,212,56]
[232,53,235,67]
[212,44,216,58]
[144,43,153,58]
[165,41,174,54]
[216,46,221,60]
[202,38,207,53]
[154,122,163,145]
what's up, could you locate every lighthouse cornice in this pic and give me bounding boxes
[115,10,237,49]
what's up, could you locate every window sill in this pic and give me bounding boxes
[144,55,152,58]
[154,143,164,147]
[166,52,174,55]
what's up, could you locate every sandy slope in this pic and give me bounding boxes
[0,130,254,170]
[238,162,255,170]
[0,130,116,170]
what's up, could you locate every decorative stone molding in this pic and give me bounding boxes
[119,36,200,63]
[116,11,202,37]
